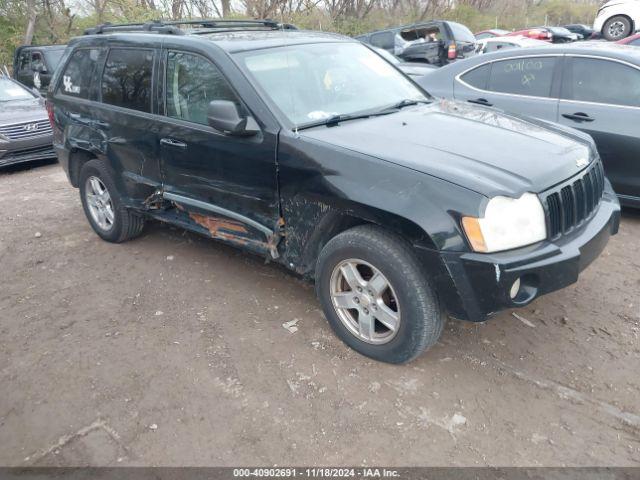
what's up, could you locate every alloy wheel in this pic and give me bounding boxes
[85,176,115,231]
[329,259,401,345]
[608,21,626,39]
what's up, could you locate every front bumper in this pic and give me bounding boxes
[0,129,56,167]
[0,144,56,167]
[422,183,620,322]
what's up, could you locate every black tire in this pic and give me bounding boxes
[603,16,632,41]
[315,225,444,364]
[79,159,144,243]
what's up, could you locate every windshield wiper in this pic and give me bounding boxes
[379,98,431,113]
[295,99,431,131]
[296,110,395,131]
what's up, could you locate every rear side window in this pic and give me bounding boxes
[448,22,476,43]
[487,57,557,98]
[165,51,239,125]
[460,63,491,90]
[57,48,101,100]
[370,32,394,50]
[101,48,153,113]
[44,49,65,70]
[563,57,640,107]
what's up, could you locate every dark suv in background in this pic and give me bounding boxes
[13,44,66,93]
[356,20,477,66]
[48,20,619,364]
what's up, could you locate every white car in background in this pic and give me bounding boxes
[594,0,640,40]
[475,36,549,54]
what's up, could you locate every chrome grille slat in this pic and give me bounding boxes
[0,120,52,140]
[543,160,605,239]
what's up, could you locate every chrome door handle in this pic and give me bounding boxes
[160,138,187,149]
[562,112,594,122]
[468,98,493,107]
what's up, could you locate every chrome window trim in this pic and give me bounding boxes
[455,53,640,109]
[455,53,562,102]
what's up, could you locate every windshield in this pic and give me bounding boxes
[44,49,65,70]
[237,42,428,127]
[0,78,34,102]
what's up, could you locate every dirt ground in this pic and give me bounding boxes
[0,160,639,467]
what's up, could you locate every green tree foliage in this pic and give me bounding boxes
[0,0,601,70]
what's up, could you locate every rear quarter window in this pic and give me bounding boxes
[57,48,101,100]
[101,48,153,113]
[460,63,491,90]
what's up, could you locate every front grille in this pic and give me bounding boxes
[0,119,52,140]
[542,160,605,239]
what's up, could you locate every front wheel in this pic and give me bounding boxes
[603,16,632,41]
[315,225,444,364]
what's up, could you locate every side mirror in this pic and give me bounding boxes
[207,100,259,137]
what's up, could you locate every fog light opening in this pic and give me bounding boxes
[509,278,521,300]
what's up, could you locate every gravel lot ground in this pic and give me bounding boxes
[0,161,639,467]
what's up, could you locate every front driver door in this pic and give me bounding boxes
[157,49,281,257]
[558,56,640,204]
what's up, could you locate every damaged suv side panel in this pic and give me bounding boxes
[50,25,620,364]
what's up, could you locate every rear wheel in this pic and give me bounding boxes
[315,225,444,364]
[603,16,632,41]
[79,159,144,243]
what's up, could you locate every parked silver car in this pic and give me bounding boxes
[0,77,55,168]
[417,43,640,208]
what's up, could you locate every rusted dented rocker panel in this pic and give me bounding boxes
[146,200,283,259]
[189,211,282,258]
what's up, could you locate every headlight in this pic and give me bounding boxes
[462,193,547,253]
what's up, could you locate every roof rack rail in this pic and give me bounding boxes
[83,19,297,36]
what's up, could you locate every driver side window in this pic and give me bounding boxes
[166,51,239,125]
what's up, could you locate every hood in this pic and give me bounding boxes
[0,98,47,126]
[300,100,594,198]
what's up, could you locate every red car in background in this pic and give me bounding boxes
[474,29,510,39]
[617,33,640,46]
[505,28,553,41]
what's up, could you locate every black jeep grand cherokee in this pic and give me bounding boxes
[48,20,620,364]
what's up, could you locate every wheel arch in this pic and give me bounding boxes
[67,148,98,188]
[283,197,439,279]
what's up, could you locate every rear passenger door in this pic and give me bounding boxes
[558,56,640,201]
[156,49,280,253]
[94,47,164,200]
[455,55,561,122]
